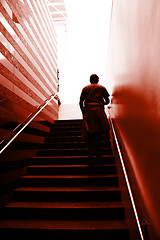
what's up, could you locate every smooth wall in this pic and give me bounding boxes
[108,0,160,239]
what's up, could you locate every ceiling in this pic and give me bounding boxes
[46,0,67,24]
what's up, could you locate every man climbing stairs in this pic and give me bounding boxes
[0,119,130,239]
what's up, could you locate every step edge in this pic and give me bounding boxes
[14,186,121,192]
[0,219,128,230]
[6,201,124,209]
[22,174,119,179]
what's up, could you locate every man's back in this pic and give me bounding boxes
[80,83,109,105]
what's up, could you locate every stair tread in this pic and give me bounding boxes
[0,219,128,230]
[43,141,109,143]
[28,164,116,168]
[37,148,111,150]
[22,174,118,179]
[15,186,121,192]
[6,201,124,208]
[51,130,82,132]
[33,155,115,159]
[46,135,83,138]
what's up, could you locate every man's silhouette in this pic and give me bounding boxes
[79,74,110,160]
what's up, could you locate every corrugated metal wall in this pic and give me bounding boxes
[0,0,60,208]
[0,0,59,127]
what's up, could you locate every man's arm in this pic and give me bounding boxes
[79,98,84,114]
[103,88,110,105]
[79,88,85,114]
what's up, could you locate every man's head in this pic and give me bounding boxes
[90,74,99,84]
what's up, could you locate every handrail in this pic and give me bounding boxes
[0,93,58,155]
[107,107,144,240]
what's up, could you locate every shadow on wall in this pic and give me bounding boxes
[111,84,160,238]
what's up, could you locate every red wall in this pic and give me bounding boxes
[107,0,160,238]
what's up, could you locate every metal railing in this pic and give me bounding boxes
[107,107,145,240]
[0,93,58,155]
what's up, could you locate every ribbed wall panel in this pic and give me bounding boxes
[6,0,57,77]
[0,3,57,93]
[0,0,59,129]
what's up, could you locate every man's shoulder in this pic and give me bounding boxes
[97,83,104,88]
[84,83,102,88]
[83,83,107,91]
[97,84,109,96]
[96,84,108,91]
[82,84,91,91]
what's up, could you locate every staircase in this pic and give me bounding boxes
[0,119,130,239]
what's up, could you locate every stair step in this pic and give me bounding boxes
[49,131,83,137]
[9,141,111,150]
[27,164,117,175]
[37,148,113,157]
[31,155,115,165]
[20,175,119,187]
[41,141,111,149]
[45,135,110,143]
[45,135,83,142]
[0,219,129,231]
[51,126,83,132]
[49,131,110,138]
[13,186,121,202]
[6,201,122,209]
[1,201,125,220]
[0,219,129,239]
[55,119,83,125]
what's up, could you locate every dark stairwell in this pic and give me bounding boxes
[0,119,133,239]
